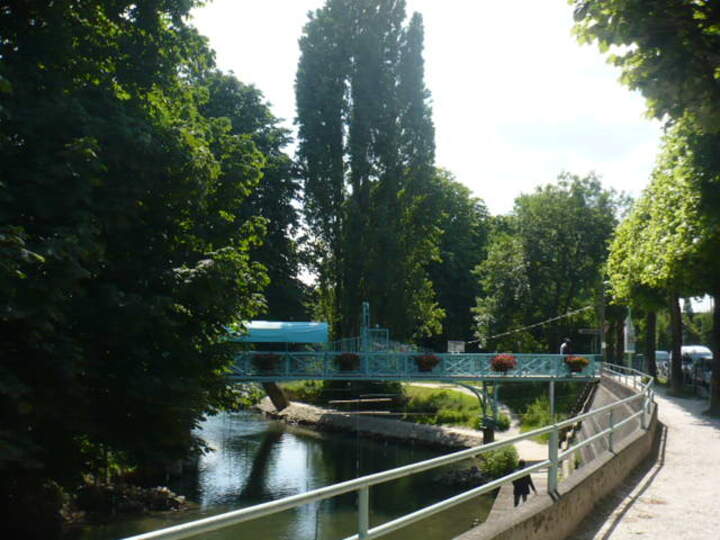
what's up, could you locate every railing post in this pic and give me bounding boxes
[548,429,559,493]
[608,409,615,453]
[358,487,369,539]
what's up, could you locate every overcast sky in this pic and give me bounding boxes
[191,0,663,215]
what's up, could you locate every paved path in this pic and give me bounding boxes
[572,387,720,539]
[406,382,549,461]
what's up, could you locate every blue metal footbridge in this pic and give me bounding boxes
[228,350,601,383]
[228,303,600,383]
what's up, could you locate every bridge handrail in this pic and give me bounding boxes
[229,351,603,381]
[123,362,653,540]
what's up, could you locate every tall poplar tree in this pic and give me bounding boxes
[296,0,442,340]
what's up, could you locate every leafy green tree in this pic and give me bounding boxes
[473,230,538,352]
[0,2,269,532]
[607,119,720,401]
[475,173,622,353]
[296,0,443,340]
[201,71,308,320]
[572,0,720,131]
[573,0,720,411]
[422,169,490,350]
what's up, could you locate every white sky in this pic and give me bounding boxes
[191,0,662,215]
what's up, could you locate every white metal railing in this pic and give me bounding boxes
[123,362,653,540]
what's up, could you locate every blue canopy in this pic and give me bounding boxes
[229,321,329,344]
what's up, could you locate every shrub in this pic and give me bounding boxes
[229,383,265,409]
[491,353,517,372]
[479,446,519,478]
[473,412,511,432]
[280,380,323,404]
[499,381,584,416]
[496,412,512,431]
[403,386,483,428]
[520,396,566,442]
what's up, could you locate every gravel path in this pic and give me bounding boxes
[572,387,720,539]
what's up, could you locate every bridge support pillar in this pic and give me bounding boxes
[262,382,290,411]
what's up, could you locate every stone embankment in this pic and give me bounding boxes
[257,397,485,449]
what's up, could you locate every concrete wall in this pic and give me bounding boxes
[457,377,659,540]
[577,375,643,465]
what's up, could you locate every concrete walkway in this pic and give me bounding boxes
[572,387,720,539]
[406,382,549,462]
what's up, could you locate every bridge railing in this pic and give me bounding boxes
[229,352,603,381]
[124,362,653,540]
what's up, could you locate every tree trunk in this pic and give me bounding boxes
[669,293,683,394]
[708,291,720,415]
[262,382,289,411]
[645,311,658,379]
[606,321,616,364]
[615,319,625,365]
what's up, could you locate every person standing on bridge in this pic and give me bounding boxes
[512,460,536,506]
[560,337,572,356]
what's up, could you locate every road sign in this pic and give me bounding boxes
[578,328,601,335]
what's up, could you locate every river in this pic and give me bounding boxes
[72,411,494,539]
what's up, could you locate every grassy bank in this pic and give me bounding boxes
[280,381,511,430]
[497,381,586,441]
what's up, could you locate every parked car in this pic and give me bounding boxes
[671,345,713,385]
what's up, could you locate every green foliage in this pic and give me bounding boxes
[296,0,443,340]
[423,169,490,349]
[474,173,624,352]
[224,383,266,411]
[519,396,557,442]
[0,1,303,528]
[200,72,308,320]
[282,382,508,431]
[573,0,720,412]
[403,386,493,429]
[607,118,720,391]
[473,412,511,432]
[479,446,519,479]
[608,121,711,301]
[572,0,720,131]
[281,381,325,404]
[282,380,404,407]
[499,381,584,417]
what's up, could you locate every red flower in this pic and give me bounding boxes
[491,353,517,372]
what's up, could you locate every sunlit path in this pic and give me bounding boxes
[573,388,720,539]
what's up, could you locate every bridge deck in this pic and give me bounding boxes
[229,352,601,382]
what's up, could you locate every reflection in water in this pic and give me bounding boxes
[71,412,493,539]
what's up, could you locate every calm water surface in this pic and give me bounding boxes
[75,411,493,539]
